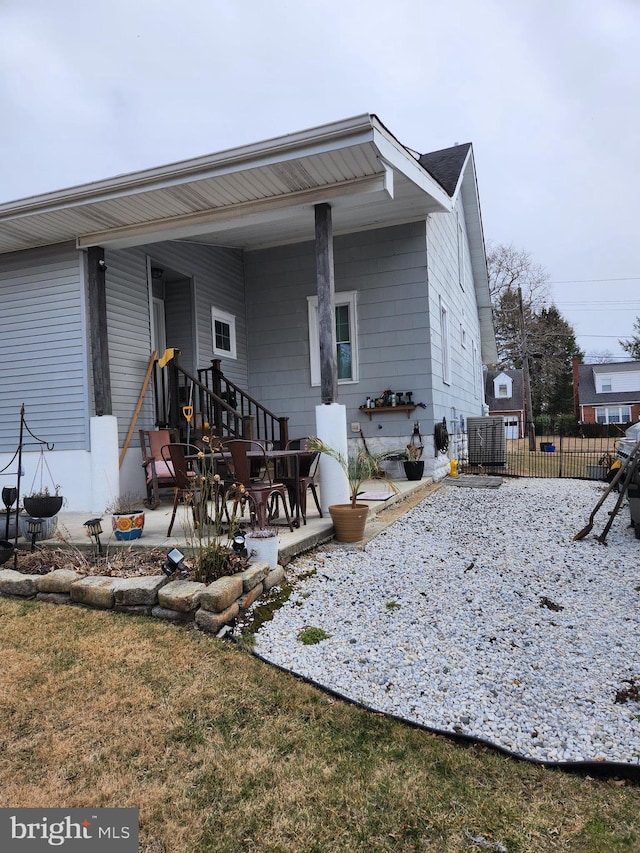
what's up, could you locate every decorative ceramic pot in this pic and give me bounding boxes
[111,511,145,541]
[328,503,369,543]
[23,495,63,518]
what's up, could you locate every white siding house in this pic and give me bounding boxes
[0,115,497,510]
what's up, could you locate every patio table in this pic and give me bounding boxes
[191,447,307,529]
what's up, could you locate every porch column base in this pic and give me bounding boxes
[90,415,119,514]
[315,403,349,513]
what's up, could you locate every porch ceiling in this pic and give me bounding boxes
[0,115,451,255]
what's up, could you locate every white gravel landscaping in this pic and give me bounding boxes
[253,477,640,766]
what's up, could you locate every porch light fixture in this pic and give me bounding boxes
[163,547,186,577]
[27,518,42,552]
[84,517,103,555]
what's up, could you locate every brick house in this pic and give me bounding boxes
[573,358,640,425]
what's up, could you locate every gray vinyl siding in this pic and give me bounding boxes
[165,278,195,375]
[104,242,246,444]
[244,222,431,440]
[426,198,485,427]
[143,242,247,387]
[0,243,88,451]
[104,248,154,445]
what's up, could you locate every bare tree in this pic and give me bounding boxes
[487,242,549,308]
[487,242,582,416]
[587,350,614,364]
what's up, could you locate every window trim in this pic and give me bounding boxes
[307,291,359,386]
[440,298,451,386]
[211,307,237,360]
[457,211,465,291]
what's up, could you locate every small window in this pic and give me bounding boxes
[600,377,612,393]
[307,291,358,386]
[498,383,508,398]
[211,307,237,359]
[440,300,451,385]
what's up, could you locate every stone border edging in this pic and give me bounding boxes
[0,562,285,633]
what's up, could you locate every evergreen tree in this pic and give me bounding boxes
[488,243,583,417]
[620,318,640,360]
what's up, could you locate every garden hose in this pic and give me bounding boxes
[434,418,449,455]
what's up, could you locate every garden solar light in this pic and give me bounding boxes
[83,517,103,555]
[163,547,186,577]
[27,518,42,552]
[232,532,247,557]
[2,487,17,509]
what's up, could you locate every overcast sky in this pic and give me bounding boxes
[1,0,638,361]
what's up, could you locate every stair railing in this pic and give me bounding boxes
[153,353,288,448]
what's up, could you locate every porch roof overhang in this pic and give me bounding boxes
[0,114,452,255]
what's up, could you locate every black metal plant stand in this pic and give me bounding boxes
[0,405,57,569]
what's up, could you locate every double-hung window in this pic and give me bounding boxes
[307,291,358,386]
[211,307,237,359]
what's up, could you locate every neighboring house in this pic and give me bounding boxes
[573,358,640,425]
[0,114,497,511]
[484,369,525,438]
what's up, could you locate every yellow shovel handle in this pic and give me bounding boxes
[182,405,194,423]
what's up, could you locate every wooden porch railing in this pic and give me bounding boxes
[153,353,288,448]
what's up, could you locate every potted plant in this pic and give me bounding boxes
[308,438,395,542]
[107,493,146,541]
[245,527,279,570]
[403,422,424,480]
[23,485,64,518]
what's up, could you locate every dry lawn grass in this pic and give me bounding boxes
[1,598,639,852]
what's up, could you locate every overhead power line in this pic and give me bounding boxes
[548,277,640,284]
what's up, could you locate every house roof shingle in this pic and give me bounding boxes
[418,143,472,197]
[577,361,640,406]
[485,369,525,412]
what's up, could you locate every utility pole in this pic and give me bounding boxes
[518,287,536,451]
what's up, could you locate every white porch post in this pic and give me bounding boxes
[90,415,120,513]
[314,202,349,511]
[315,403,349,512]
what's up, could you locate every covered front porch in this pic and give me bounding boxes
[47,476,438,563]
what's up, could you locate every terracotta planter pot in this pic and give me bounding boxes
[328,503,369,543]
[23,495,63,518]
[111,511,145,541]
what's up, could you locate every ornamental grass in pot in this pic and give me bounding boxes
[106,493,146,541]
[308,438,395,543]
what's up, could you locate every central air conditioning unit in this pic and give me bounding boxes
[467,416,507,467]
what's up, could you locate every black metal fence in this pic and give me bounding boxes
[458,420,627,480]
